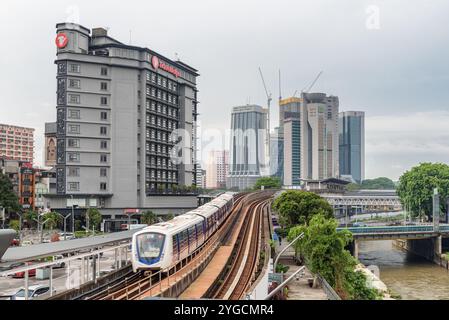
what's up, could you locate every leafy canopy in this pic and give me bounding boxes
[253,176,281,190]
[397,162,449,220]
[273,190,333,228]
[0,172,20,212]
[86,208,102,229]
[347,177,396,191]
[141,210,158,225]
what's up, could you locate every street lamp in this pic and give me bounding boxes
[70,195,75,234]
[34,212,50,243]
[55,212,72,241]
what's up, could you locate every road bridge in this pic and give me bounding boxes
[337,224,449,260]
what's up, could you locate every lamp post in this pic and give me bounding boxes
[34,212,50,243]
[70,195,75,234]
[55,212,72,241]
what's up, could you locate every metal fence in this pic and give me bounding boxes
[316,274,341,300]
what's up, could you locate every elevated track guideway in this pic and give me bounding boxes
[81,192,273,300]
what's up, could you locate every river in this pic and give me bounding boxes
[358,240,449,300]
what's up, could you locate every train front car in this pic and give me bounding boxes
[132,227,168,272]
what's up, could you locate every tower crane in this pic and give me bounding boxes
[293,71,324,97]
[258,67,272,175]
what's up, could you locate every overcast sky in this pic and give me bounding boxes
[1,0,449,180]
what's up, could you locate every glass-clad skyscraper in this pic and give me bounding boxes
[227,105,268,190]
[339,111,365,184]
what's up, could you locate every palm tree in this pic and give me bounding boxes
[141,210,158,225]
[43,211,62,230]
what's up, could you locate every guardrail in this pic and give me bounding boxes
[316,274,341,300]
[338,225,445,234]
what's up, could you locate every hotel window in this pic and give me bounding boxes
[68,125,80,134]
[68,94,80,104]
[69,64,81,73]
[100,127,107,135]
[68,109,80,119]
[146,86,150,95]
[157,76,162,86]
[162,78,166,87]
[101,82,108,91]
[100,182,107,191]
[168,81,172,90]
[100,111,108,120]
[146,72,151,81]
[151,88,156,97]
[100,154,107,163]
[68,182,80,191]
[157,90,162,99]
[68,139,80,148]
[151,73,156,83]
[68,167,80,177]
[100,168,107,177]
[100,97,108,105]
[100,140,108,149]
[68,152,80,162]
[101,67,108,76]
[69,79,81,89]
[172,83,177,91]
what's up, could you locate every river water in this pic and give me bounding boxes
[358,240,449,300]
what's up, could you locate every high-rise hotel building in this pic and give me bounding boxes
[48,23,199,215]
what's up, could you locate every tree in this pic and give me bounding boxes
[273,190,333,228]
[288,214,379,300]
[24,210,38,229]
[253,177,281,190]
[397,163,449,220]
[86,208,102,230]
[43,211,62,230]
[141,210,158,225]
[9,219,20,232]
[288,214,353,293]
[163,212,175,221]
[346,177,396,191]
[0,172,20,213]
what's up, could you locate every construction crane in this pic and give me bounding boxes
[258,67,272,175]
[293,71,323,97]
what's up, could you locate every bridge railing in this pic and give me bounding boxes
[337,225,437,234]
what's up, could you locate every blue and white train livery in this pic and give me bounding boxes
[131,192,236,272]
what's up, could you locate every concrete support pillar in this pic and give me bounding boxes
[435,235,442,258]
[353,240,359,260]
[49,267,53,296]
[81,257,85,284]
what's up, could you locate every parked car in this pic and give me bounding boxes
[12,264,36,278]
[21,240,33,247]
[58,232,75,240]
[52,255,66,268]
[11,285,54,300]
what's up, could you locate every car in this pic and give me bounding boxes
[58,232,76,240]
[52,255,66,268]
[353,222,367,227]
[11,285,54,300]
[12,264,36,278]
[21,240,33,246]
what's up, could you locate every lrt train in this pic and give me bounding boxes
[131,192,236,272]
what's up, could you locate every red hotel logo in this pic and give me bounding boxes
[151,55,181,78]
[55,33,68,49]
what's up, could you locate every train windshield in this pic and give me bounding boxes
[136,233,165,263]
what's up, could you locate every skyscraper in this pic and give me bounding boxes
[227,105,268,190]
[301,92,339,180]
[206,150,229,189]
[282,93,339,185]
[339,111,365,183]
